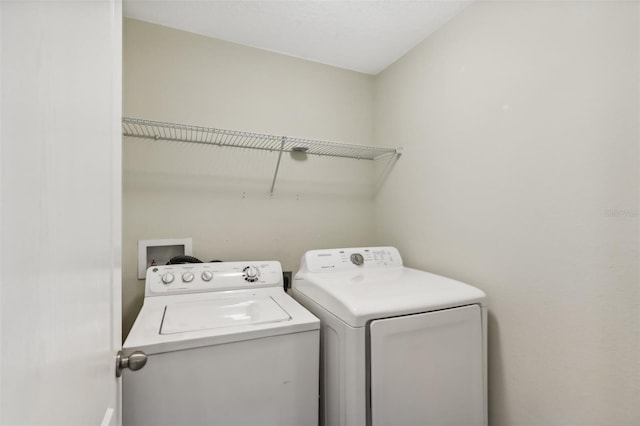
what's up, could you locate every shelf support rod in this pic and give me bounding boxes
[270,137,286,195]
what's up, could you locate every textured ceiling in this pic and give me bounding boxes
[123,0,472,75]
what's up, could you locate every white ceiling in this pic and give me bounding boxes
[123,0,472,75]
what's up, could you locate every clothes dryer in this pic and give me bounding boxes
[291,247,487,426]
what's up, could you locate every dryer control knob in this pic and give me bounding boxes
[182,272,194,283]
[350,253,365,266]
[161,273,175,285]
[201,271,213,282]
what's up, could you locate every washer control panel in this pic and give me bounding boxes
[301,247,402,273]
[145,261,283,297]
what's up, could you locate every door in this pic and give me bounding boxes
[369,305,484,426]
[1,1,122,425]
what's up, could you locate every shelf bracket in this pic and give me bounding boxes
[270,137,286,195]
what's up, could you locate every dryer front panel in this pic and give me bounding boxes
[369,304,484,426]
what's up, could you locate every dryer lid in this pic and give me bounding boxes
[293,267,486,327]
[161,295,291,334]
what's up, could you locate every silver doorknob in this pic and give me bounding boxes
[115,350,148,377]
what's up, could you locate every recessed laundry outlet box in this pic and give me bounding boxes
[137,238,192,279]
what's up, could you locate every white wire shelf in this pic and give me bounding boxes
[122,117,400,160]
[122,117,402,193]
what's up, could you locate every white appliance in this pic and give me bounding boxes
[291,247,487,426]
[122,261,320,426]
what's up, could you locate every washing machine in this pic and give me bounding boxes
[122,261,320,426]
[291,247,487,426]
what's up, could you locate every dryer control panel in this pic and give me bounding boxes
[145,261,283,297]
[299,247,402,273]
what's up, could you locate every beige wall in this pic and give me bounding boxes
[125,4,640,423]
[375,1,639,425]
[123,19,377,336]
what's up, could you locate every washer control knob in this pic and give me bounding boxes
[243,266,260,282]
[161,273,175,284]
[182,272,194,283]
[201,271,213,282]
[350,253,365,266]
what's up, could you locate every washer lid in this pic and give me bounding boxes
[293,266,486,327]
[123,287,319,355]
[161,296,291,334]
